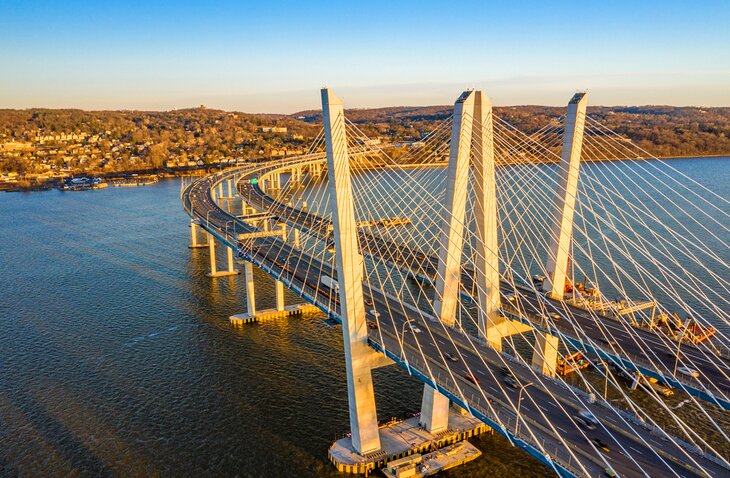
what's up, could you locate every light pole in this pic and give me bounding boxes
[514,382,533,435]
[400,319,416,373]
[225,220,236,238]
[401,318,416,339]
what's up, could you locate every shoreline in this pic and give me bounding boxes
[2,154,728,193]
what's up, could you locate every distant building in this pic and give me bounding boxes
[258,126,287,133]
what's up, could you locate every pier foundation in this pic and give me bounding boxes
[329,410,488,475]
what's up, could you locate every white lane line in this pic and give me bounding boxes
[629,446,643,455]
[557,426,568,434]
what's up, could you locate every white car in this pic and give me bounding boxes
[369,309,380,318]
[677,366,699,378]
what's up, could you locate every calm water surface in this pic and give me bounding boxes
[1,157,727,477]
[0,177,549,477]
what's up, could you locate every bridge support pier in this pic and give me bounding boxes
[275,279,285,311]
[470,91,503,345]
[543,92,588,299]
[245,262,256,316]
[322,88,381,456]
[420,385,450,433]
[206,235,240,278]
[189,220,208,248]
[421,90,477,434]
[531,331,559,377]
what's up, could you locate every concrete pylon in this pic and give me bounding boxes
[275,280,285,311]
[532,332,560,377]
[471,91,502,343]
[432,90,476,327]
[543,92,588,299]
[245,262,256,316]
[321,88,381,455]
[189,220,208,248]
[208,234,218,276]
[206,234,239,278]
[421,90,476,435]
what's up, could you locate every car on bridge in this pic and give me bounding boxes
[591,437,611,453]
[464,373,480,384]
[677,366,700,378]
[444,352,459,362]
[499,366,513,377]
[574,414,597,430]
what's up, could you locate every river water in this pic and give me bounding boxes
[0,157,727,477]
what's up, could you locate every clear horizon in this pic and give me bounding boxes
[2,1,729,113]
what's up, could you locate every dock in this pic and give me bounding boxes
[381,441,482,478]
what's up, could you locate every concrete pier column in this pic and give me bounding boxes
[275,280,285,311]
[227,179,233,198]
[543,92,588,299]
[322,87,381,455]
[245,262,256,316]
[206,234,239,277]
[421,90,476,434]
[218,183,224,201]
[189,220,208,248]
[292,228,301,249]
[532,332,559,377]
[208,234,218,276]
[420,385,450,434]
[226,246,236,274]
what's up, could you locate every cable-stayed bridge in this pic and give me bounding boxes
[181,89,729,477]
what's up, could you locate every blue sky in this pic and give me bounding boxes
[1,1,728,112]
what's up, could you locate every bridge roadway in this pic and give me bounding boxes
[183,162,728,477]
[237,159,730,412]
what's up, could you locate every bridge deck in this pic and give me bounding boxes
[182,158,729,478]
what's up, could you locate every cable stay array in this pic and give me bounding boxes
[184,91,729,478]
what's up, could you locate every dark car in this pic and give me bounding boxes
[464,373,480,384]
[592,437,610,453]
[504,376,519,389]
[444,352,459,362]
[500,366,514,377]
[574,415,596,430]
